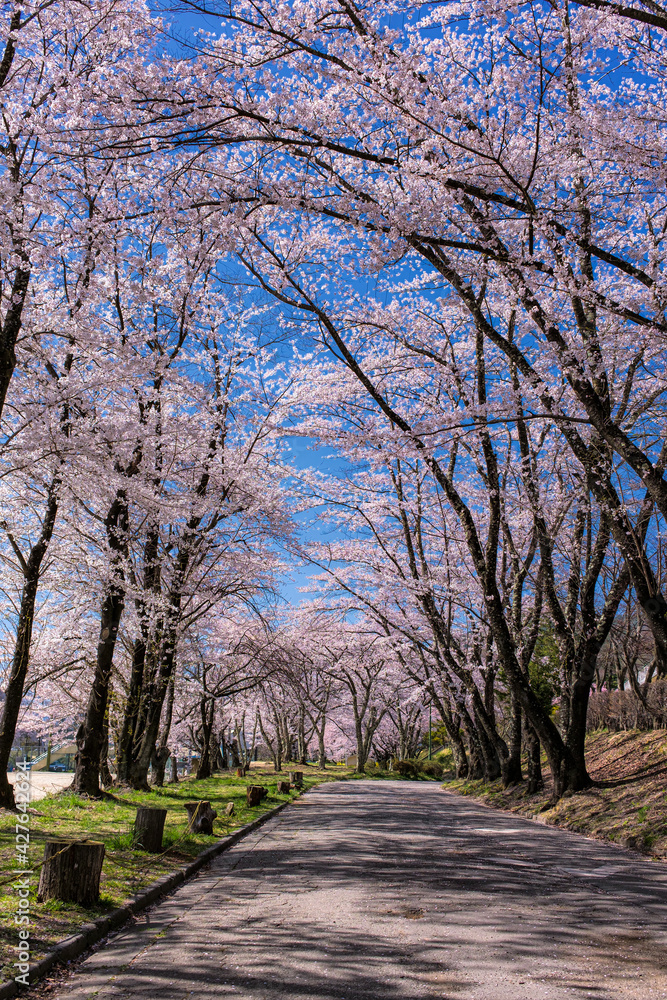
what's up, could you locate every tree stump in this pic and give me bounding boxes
[246,785,266,807]
[236,767,246,777]
[38,840,105,907]
[184,801,217,835]
[276,780,291,794]
[133,807,167,852]
[289,771,303,788]
[225,801,235,817]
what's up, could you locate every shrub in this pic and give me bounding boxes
[394,758,444,779]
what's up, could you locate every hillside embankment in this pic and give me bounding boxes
[444,729,667,859]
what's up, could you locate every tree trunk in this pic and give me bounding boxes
[0,570,47,811]
[503,689,523,786]
[151,745,170,787]
[197,695,216,780]
[484,665,496,717]
[228,738,241,769]
[444,710,469,778]
[297,704,308,764]
[170,752,179,783]
[153,672,175,786]
[525,722,543,794]
[37,841,105,906]
[429,691,468,778]
[130,514,191,795]
[458,705,484,780]
[469,682,522,786]
[469,703,502,782]
[117,523,162,783]
[73,584,125,797]
[99,698,113,790]
[133,807,167,852]
[564,661,595,792]
[129,589,182,791]
[219,728,228,769]
[0,480,59,810]
[317,725,327,769]
[0,242,30,422]
[462,719,484,779]
[242,713,259,768]
[355,717,367,773]
[279,712,293,764]
[116,638,145,783]
[257,708,281,772]
[74,491,129,797]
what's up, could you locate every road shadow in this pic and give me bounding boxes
[44,781,667,1000]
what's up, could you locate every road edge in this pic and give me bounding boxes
[0,795,297,999]
[438,783,667,861]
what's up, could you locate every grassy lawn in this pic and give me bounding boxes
[443,729,667,860]
[0,764,352,980]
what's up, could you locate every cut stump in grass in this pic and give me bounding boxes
[246,785,267,807]
[133,806,167,852]
[37,840,105,906]
[277,780,291,794]
[184,800,217,835]
[236,767,246,777]
[225,801,235,817]
[289,771,304,788]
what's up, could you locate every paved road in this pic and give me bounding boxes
[8,772,72,801]
[50,782,667,1000]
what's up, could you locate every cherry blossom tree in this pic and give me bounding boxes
[142,0,667,794]
[3,0,667,808]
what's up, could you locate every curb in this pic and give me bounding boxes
[0,795,296,998]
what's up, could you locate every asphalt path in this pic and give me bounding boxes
[8,772,72,801]
[50,781,667,1000]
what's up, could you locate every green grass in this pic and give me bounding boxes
[0,765,346,980]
